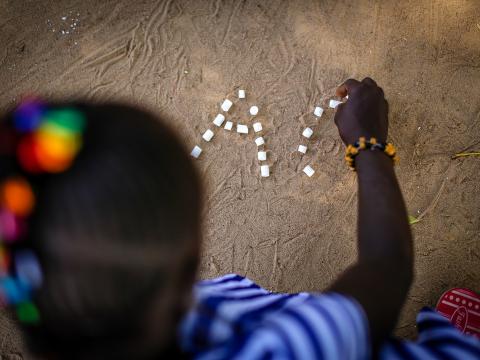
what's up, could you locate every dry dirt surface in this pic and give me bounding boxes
[1,0,479,356]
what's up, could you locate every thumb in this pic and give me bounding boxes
[336,78,361,97]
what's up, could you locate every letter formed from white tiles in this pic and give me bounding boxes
[255,137,265,146]
[249,106,259,116]
[260,165,270,177]
[224,121,233,131]
[303,165,315,177]
[329,99,342,109]
[202,129,214,142]
[190,146,202,158]
[314,106,324,117]
[237,124,249,134]
[258,151,267,161]
[213,114,225,127]
[221,99,233,112]
[298,145,307,154]
[302,127,313,139]
[253,122,263,133]
[238,89,246,99]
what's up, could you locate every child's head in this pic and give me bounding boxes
[0,101,202,359]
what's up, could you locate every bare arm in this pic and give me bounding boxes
[328,78,414,350]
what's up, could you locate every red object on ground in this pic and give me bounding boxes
[436,288,480,339]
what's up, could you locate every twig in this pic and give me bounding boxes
[452,151,480,160]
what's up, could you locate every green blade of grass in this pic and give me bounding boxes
[408,215,421,225]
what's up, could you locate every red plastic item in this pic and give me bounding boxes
[436,288,480,339]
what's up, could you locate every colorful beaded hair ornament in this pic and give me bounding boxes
[0,99,86,324]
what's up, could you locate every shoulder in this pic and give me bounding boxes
[179,274,370,360]
[380,308,480,360]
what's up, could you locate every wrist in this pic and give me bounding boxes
[356,150,394,175]
[345,137,398,172]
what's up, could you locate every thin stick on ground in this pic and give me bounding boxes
[452,151,480,160]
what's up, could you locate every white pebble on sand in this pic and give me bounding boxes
[249,106,259,116]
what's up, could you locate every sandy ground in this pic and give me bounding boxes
[1,0,479,357]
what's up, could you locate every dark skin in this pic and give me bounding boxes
[329,78,414,352]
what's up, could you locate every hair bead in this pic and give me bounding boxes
[0,99,86,325]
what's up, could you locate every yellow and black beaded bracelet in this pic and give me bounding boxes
[345,137,399,171]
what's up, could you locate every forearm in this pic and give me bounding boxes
[356,151,413,265]
[329,150,413,347]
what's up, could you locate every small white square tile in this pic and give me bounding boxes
[255,137,265,146]
[224,121,233,131]
[303,165,315,177]
[298,145,307,154]
[329,99,342,109]
[237,124,249,134]
[253,122,263,132]
[302,127,313,139]
[202,129,214,142]
[221,99,233,112]
[190,146,202,158]
[314,106,324,117]
[213,114,225,127]
[261,165,270,177]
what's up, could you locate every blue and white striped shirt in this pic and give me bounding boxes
[179,274,480,359]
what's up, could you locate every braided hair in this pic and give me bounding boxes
[0,100,202,359]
